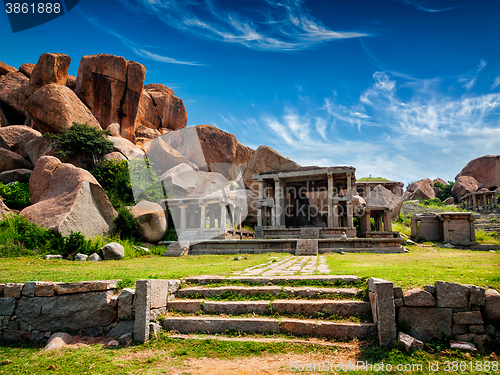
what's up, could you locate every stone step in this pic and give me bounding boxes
[167,299,371,318]
[177,286,362,299]
[161,316,376,340]
[184,275,361,285]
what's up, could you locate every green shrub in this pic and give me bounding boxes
[115,207,139,240]
[0,182,30,210]
[162,228,178,241]
[45,123,114,168]
[61,231,100,258]
[129,158,165,203]
[90,159,134,209]
[434,181,454,201]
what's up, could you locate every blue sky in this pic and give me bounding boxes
[1,0,499,185]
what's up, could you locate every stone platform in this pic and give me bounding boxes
[185,237,404,256]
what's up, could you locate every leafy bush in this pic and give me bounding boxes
[129,158,165,203]
[162,228,178,241]
[434,181,454,201]
[0,182,30,210]
[45,123,114,168]
[114,207,139,240]
[90,159,134,209]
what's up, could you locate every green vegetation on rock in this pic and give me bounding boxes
[0,182,30,210]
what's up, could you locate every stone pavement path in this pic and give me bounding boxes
[234,256,330,276]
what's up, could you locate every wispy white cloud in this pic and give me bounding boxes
[459,77,476,90]
[492,76,500,90]
[477,59,487,72]
[403,0,462,13]
[127,0,368,51]
[77,8,202,66]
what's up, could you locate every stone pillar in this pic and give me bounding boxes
[179,204,187,230]
[361,210,371,235]
[472,194,477,210]
[442,216,450,242]
[347,202,353,228]
[347,173,353,197]
[134,279,151,343]
[188,207,195,228]
[411,218,418,240]
[274,179,286,227]
[368,278,397,347]
[271,205,276,226]
[384,211,392,232]
[209,205,215,228]
[375,213,383,231]
[333,204,339,227]
[220,203,227,231]
[470,216,476,242]
[237,208,242,230]
[257,180,264,227]
[200,203,207,229]
[327,173,334,227]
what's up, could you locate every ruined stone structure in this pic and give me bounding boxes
[254,166,359,239]
[411,212,476,246]
[356,180,404,197]
[460,190,498,211]
[359,206,394,238]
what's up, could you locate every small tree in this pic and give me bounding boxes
[45,123,114,168]
[434,181,455,201]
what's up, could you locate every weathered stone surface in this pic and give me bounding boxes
[0,169,32,184]
[25,53,71,98]
[131,200,167,242]
[101,242,125,260]
[149,279,169,309]
[452,324,467,335]
[44,254,62,260]
[368,278,397,346]
[452,176,479,202]
[177,286,282,298]
[16,291,117,331]
[159,163,201,198]
[468,285,485,307]
[147,136,198,176]
[33,282,55,297]
[88,253,102,262]
[272,300,371,318]
[82,326,104,337]
[0,107,8,127]
[75,54,146,142]
[66,75,76,90]
[0,61,17,77]
[106,123,121,136]
[162,92,187,131]
[0,196,11,216]
[0,125,42,158]
[167,300,203,314]
[162,316,280,335]
[134,90,161,132]
[1,329,31,343]
[314,321,377,340]
[404,179,436,201]
[24,84,101,134]
[455,155,500,190]
[21,281,36,297]
[4,283,23,298]
[365,185,404,219]
[134,279,151,343]
[394,298,404,308]
[20,156,117,237]
[203,301,270,315]
[75,253,88,261]
[0,148,32,172]
[44,332,72,350]
[469,325,485,334]
[444,196,454,205]
[54,280,118,295]
[425,285,436,295]
[435,281,469,308]
[393,287,404,299]
[483,288,500,329]
[103,152,127,162]
[107,321,135,339]
[398,332,424,353]
[453,311,483,325]
[118,288,135,320]
[0,297,16,315]
[398,307,452,342]
[403,288,436,307]
[0,71,28,124]
[19,63,35,78]
[168,280,181,295]
[108,136,144,160]
[25,137,53,166]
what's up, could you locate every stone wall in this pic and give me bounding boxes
[369,278,500,350]
[0,278,180,344]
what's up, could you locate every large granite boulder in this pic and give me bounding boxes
[404,179,436,201]
[364,184,403,219]
[0,148,32,172]
[0,71,29,125]
[75,54,146,142]
[451,175,479,202]
[160,163,201,198]
[131,200,167,242]
[18,63,35,78]
[108,136,145,160]
[0,108,8,127]
[0,125,42,158]
[455,155,500,190]
[0,169,32,184]
[24,84,101,134]
[147,137,197,176]
[0,61,17,77]
[25,137,53,165]
[242,145,300,189]
[20,156,117,236]
[25,53,71,98]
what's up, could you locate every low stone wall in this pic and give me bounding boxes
[0,278,180,345]
[369,277,500,350]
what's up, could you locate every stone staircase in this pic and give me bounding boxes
[158,275,377,342]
